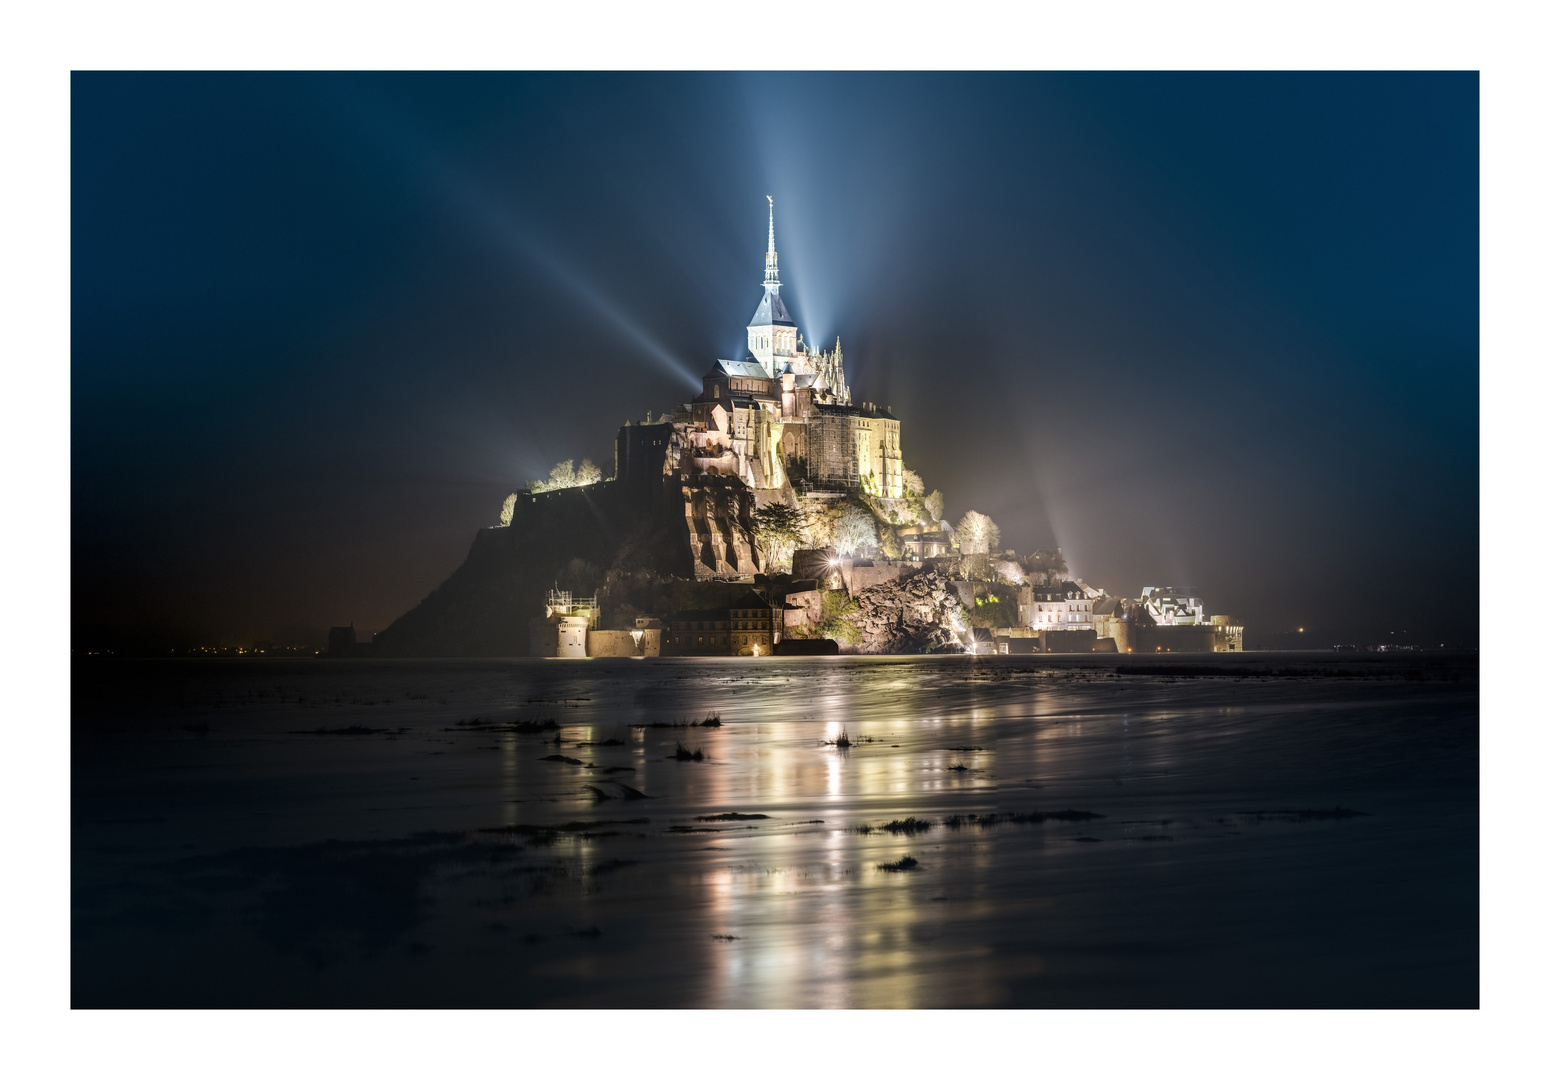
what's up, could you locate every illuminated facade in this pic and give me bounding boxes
[1141,585,1208,626]
[1020,580,1096,632]
[664,590,780,656]
[1083,588,1245,652]
[529,588,599,657]
[677,200,905,498]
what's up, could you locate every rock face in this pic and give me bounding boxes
[848,569,967,654]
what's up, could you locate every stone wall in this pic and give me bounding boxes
[1132,625,1223,653]
[782,589,825,631]
[792,548,838,580]
[839,558,919,597]
[586,629,661,657]
[994,628,1100,653]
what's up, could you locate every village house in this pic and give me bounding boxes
[664,590,781,656]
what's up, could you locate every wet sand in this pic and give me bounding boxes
[72,652,1478,1007]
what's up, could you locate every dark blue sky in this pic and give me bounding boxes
[72,72,1478,647]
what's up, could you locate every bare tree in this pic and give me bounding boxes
[833,506,878,557]
[530,457,602,493]
[955,510,1001,555]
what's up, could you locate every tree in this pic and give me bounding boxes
[498,493,518,526]
[833,505,877,557]
[544,460,577,490]
[956,510,1000,555]
[1022,548,1069,584]
[960,553,992,581]
[923,490,945,525]
[902,469,926,496]
[751,503,807,571]
[530,457,602,493]
[819,589,861,645]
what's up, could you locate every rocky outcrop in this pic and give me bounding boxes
[682,478,763,579]
[847,569,966,654]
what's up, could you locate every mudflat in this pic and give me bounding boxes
[72,652,1478,1007]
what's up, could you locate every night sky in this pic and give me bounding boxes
[72,72,1478,649]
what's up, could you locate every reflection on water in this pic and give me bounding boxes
[72,655,1478,1007]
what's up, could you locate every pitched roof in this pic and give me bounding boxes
[1031,580,1086,600]
[714,359,771,379]
[748,287,795,327]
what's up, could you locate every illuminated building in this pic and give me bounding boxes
[1019,580,1095,632]
[1086,588,1245,652]
[529,588,599,658]
[678,199,905,498]
[664,590,781,656]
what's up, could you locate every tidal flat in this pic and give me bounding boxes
[72,653,1478,1008]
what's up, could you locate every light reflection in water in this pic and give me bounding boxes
[70,655,1479,1008]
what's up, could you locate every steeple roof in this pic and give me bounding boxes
[748,196,796,327]
[748,287,794,327]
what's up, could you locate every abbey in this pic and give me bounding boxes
[376,201,1248,655]
[674,199,904,498]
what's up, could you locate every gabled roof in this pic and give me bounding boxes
[714,359,771,379]
[748,287,795,327]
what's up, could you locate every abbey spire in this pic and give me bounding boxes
[747,196,796,378]
[764,195,780,287]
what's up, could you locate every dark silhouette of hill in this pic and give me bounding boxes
[373,472,764,657]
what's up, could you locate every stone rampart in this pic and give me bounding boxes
[840,558,918,597]
[587,629,661,657]
[782,589,825,630]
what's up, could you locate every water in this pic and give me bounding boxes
[72,654,1478,1007]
